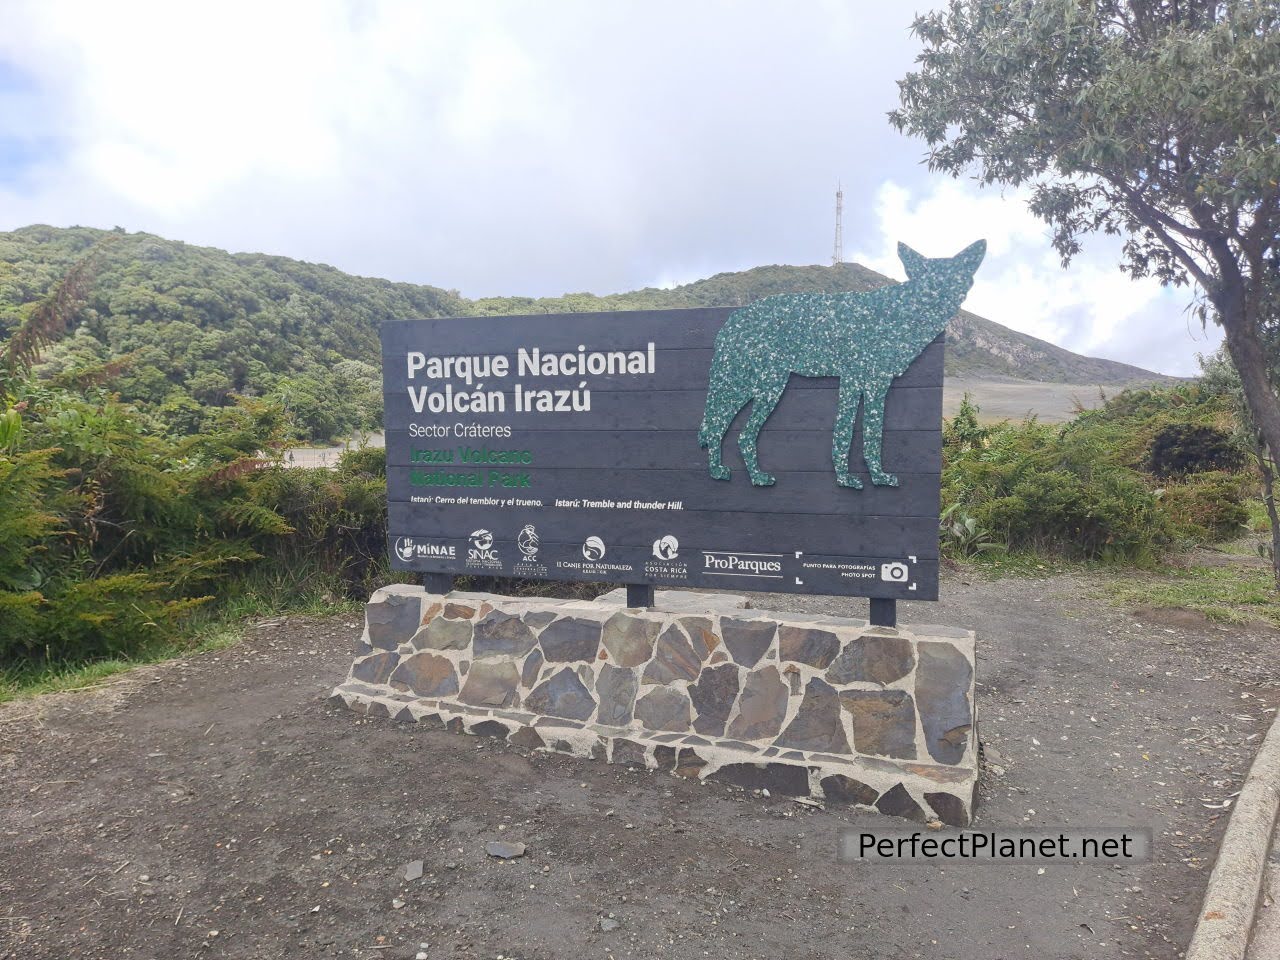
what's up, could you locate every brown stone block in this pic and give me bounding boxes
[820,774,879,807]
[778,626,840,668]
[412,616,472,651]
[826,634,914,685]
[389,652,459,698]
[601,612,661,666]
[925,792,969,826]
[471,719,511,739]
[457,660,520,708]
[643,624,702,684]
[678,616,719,657]
[840,690,917,759]
[675,748,707,778]
[509,726,544,749]
[612,738,647,766]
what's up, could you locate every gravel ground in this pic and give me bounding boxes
[1,570,1277,960]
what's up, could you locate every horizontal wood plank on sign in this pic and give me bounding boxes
[384,428,943,474]
[385,503,941,560]
[381,339,945,393]
[386,467,940,517]
[385,534,940,600]
[381,308,739,353]
[384,384,944,433]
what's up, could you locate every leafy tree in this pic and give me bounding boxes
[890,0,1280,579]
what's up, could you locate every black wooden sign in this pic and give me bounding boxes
[381,304,949,599]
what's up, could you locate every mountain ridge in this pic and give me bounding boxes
[0,225,1175,440]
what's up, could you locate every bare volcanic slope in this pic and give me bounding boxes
[476,261,1176,386]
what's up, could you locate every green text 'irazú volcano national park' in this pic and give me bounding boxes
[382,241,986,600]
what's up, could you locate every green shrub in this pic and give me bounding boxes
[943,388,1255,562]
[1148,423,1246,478]
[1157,471,1250,541]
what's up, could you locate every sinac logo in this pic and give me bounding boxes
[468,529,497,562]
[652,535,679,561]
[582,536,606,561]
[517,524,540,559]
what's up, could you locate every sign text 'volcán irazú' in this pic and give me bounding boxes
[382,240,986,599]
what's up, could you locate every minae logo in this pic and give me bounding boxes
[394,537,456,562]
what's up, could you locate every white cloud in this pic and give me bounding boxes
[2,1,1212,376]
[851,179,1221,376]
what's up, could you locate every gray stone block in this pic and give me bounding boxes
[689,663,740,736]
[525,667,597,721]
[776,678,850,753]
[352,651,400,685]
[635,686,692,732]
[473,610,537,659]
[539,617,602,662]
[595,664,638,726]
[366,594,422,650]
[720,618,776,667]
[726,665,787,741]
[916,641,973,764]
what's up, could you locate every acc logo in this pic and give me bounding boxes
[517,524,540,559]
[468,529,498,562]
[394,537,456,562]
[582,536,606,561]
[652,535,679,560]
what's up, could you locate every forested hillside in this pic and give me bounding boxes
[0,225,1171,442]
[0,226,466,440]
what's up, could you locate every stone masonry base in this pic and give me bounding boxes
[331,586,978,825]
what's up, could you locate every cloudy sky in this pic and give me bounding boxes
[0,0,1219,375]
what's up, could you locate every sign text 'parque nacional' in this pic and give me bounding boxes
[383,240,986,600]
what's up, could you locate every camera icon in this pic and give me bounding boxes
[879,561,910,583]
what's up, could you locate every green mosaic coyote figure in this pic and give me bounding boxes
[698,240,985,488]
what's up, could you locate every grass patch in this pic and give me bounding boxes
[1245,498,1271,533]
[1103,564,1280,627]
[950,549,1093,579]
[0,569,362,705]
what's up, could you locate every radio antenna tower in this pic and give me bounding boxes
[832,182,844,266]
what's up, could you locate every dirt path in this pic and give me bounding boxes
[1,573,1276,960]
